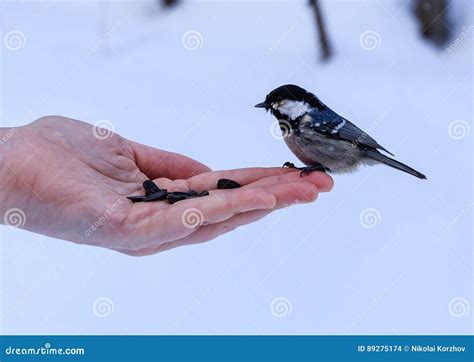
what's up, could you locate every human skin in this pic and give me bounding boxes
[0,116,333,256]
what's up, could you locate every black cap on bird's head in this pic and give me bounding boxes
[255,85,324,120]
[255,84,307,109]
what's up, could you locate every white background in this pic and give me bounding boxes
[1,0,472,334]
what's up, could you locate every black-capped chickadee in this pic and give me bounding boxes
[255,84,426,179]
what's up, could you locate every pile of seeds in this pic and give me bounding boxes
[127,178,241,204]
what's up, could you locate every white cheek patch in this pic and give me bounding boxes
[276,100,311,120]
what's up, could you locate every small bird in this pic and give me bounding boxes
[255,84,426,179]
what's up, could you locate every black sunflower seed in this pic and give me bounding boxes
[127,195,147,203]
[217,178,241,189]
[167,193,188,204]
[128,181,212,204]
[143,180,160,195]
[144,189,169,202]
[170,191,193,197]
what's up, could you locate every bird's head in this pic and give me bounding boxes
[255,84,323,121]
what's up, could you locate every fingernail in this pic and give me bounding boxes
[317,175,334,192]
[257,193,277,209]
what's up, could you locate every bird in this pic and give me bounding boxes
[255,84,426,179]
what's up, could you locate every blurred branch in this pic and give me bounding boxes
[309,0,332,61]
[414,0,450,46]
[162,0,179,8]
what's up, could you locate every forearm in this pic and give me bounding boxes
[0,119,96,235]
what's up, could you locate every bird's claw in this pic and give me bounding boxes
[299,165,331,177]
[282,162,330,176]
[282,161,297,169]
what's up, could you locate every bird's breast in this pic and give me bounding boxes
[284,128,362,173]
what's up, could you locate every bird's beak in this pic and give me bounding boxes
[254,102,268,109]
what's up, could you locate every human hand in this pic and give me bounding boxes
[0,116,333,256]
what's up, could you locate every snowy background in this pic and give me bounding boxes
[1,0,472,335]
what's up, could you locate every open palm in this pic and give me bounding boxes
[0,116,333,256]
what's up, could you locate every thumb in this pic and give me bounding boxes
[128,140,211,180]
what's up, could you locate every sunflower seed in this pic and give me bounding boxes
[143,180,161,195]
[217,178,241,189]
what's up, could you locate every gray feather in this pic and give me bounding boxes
[362,149,427,179]
[337,119,394,156]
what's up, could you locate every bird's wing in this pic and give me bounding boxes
[306,109,394,156]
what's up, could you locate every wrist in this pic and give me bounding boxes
[0,126,24,221]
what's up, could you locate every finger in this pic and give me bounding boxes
[154,181,317,242]
[124,179,318,252]
[183,167,298,191]
[132,169,303,196]
[128,209,273,255]
[149,169,332,197]
[240,170,333,193]
[128,140,211,179]
[210,180,319,209]
[153,188,277,243]
[123,188,277,247]
[115,181,319,256]
[171,209,272,247]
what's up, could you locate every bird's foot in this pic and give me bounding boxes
[282,161,297,169]
[299,164,331,177]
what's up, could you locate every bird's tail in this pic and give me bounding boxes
[363,149,427,180]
